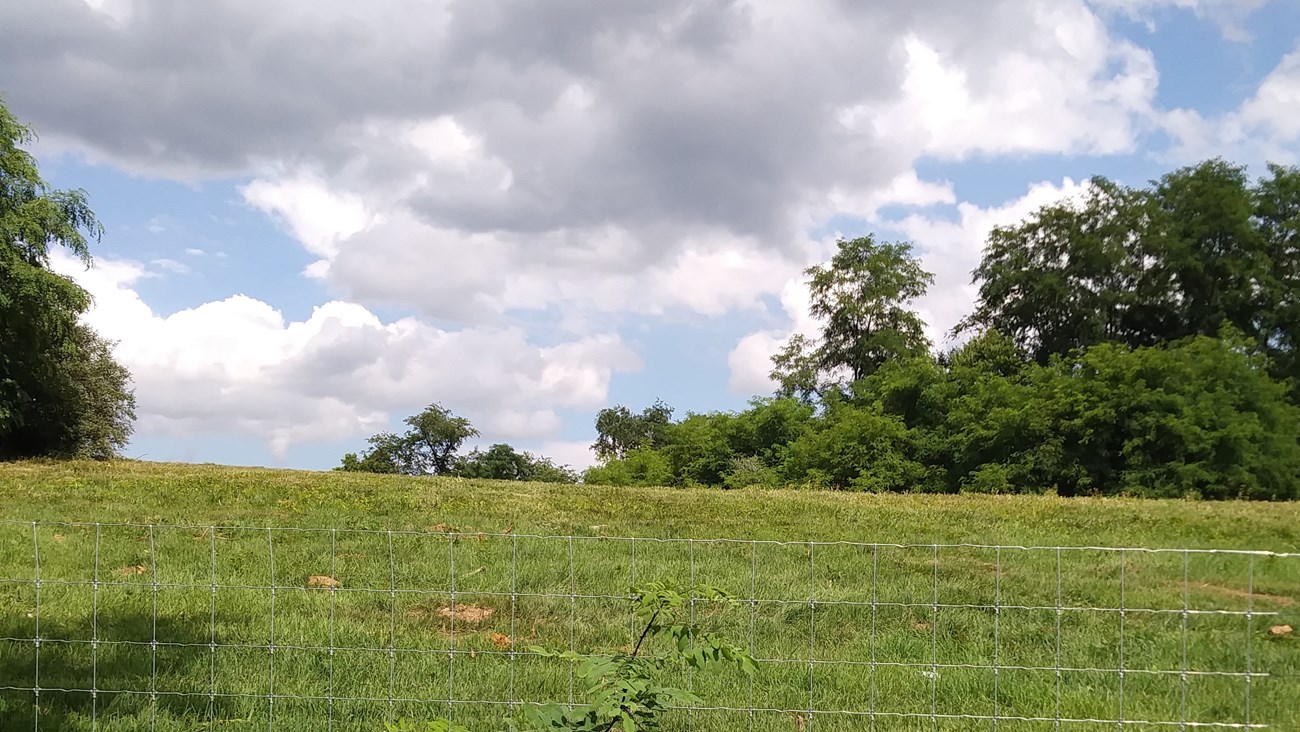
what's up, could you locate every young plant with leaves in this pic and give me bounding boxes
[386,581,756,732]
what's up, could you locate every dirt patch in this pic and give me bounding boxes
[1269,625,1293,637]
[114,564,147,577]
[489,632,513,649]
[438,603,495,624]
[52,533,66,542]
[307,575,342,589]
[910,619,931,631]
[1190,582,1296,606]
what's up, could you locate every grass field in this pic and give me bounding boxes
[0,460,1297,731]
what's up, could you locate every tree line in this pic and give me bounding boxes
[576,160,1300,499]
[339,160,1300,500]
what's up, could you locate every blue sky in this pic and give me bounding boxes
[4,0,1297,472]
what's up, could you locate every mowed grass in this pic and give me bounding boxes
[0,460,1297,732]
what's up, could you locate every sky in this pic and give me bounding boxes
[2,0,1297,473]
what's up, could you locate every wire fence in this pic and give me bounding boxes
[0,519,1297,731]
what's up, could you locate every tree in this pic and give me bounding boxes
[336,431,406,474]
[960,159,1300,392]
[771,236,934,400]
[591,399,674,460]
[335,403,478,476]
[0,96,135,459]
[454,443,579,483]
[402,403,479,475]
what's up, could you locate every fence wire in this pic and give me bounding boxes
[0,520,1296,731]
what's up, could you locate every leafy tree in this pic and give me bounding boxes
[771,236,934,400]
[728,397,814,468]
[780,398,926,491]
[337,432,407,474]
[659,413,737,487]
[591,400,674,461]
[336,403,477,476]
[582,447,673,487]
[961,159,1300,392]
[0,96,135,459]
[401,403,480,475]
[1040,335,1300,499]
[454,443,579,483]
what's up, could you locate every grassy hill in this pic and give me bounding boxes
[0,460,1297,731]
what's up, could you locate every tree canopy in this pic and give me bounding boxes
[337,404,578,482]
[959,159,1300,391]
[771,236,933,401]
[1,97,135,459]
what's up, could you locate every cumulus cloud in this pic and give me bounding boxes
[1160,44,1300,165]
[3,0,1172,327]
[52,252,641,457]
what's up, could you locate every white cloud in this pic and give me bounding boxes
[240,173,375,260]
[1162,45,1300,165]
[846,13,1158,160]
[150,258,190,275]
[8,0,1178,331]
[536,440,598,474]
[53,252,640,458]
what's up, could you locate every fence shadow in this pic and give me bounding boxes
[0,603,238,729]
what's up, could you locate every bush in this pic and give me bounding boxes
[582,447,673,487]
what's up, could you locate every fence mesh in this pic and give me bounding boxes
[0,520,1296,731]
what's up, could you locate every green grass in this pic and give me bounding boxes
[0,459,1297,732]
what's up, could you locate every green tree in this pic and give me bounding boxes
[336,432,406,474]
[0,97,135,459]
[401,402,479,475]
[780,397,926,491]
[771,236,934,400]
[453,443,579,483]
[582,447,673,487]
[961,159,1300,392]
[336,403,478,476]
[591,399,674,461]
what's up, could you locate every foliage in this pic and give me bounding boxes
[392,582,756,732]
[339,407,578,482]
[338,432,407,474]
[402,403,481,475]
[780,398,927,491]
[454,443,579,483]
[337,403,478,476]
[0,96,135,459]
[960,159,1300,393]
[592,401,675,461]
[582,447,673,487]
[771,236,933,400]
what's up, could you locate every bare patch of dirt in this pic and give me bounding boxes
[438,603,494,623]
[52,533,66,542]
[114,564,147,577]
[307,575,342,589]
[1190,582,1295,606]
[489,632,513,649]
[1269,624,1293,637]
